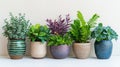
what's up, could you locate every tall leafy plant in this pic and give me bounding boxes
[28,24,50,43]
[3,13,30,40]
[91,23,118,42]
[70,11,99,43]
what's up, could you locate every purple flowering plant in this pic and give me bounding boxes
[46,14,71,35]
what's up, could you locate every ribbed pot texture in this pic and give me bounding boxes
[30,42,46,59]
[50,45,70,59]
[73,43,91,59]
[95,40,113,59]
[8,40,26,59]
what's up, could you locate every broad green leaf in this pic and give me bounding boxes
[77,11,86,26]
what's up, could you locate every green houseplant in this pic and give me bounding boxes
[28,24,50,59]
[47,14,73,59]
[3,13,30,59]
[70,11,99,59]
[91,23,118,59]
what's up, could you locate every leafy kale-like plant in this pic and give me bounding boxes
[91,23,118,42]
[70,11,99,43]
[47,14,72,46]
[47,14,71,35]
[28,24,50,43]
[48,33,73,46]
[3,13,30,40]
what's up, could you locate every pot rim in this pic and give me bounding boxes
[50,44,71,47]
[74,42,91,46]
[9,39,25,41]
[31,41,46,45]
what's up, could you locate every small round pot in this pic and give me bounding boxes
[31,42,46,59]
[8,40,26,59]
[95,40,113,59]
[50,45,70,59]
[73,43,91,59]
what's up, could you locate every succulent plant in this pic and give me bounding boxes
[3,13,30,40]
[46,14,71,35]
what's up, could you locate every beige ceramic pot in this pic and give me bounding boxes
[73,43,91,59]
[30,42,46,59]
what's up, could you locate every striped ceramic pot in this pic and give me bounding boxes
[8,40,26,59]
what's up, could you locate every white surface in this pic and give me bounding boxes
[0,0,120,56]
[0,56,120,67]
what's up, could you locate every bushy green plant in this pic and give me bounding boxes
[91,23,118,42]
[48,33,73,46]
[28,24,50,43]
[3,13,30,40]
[70,11,99,43]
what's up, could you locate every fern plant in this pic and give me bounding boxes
[3,13,30,40]
[70,11,99,43]
[28,24,50,43]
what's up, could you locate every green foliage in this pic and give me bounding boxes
[70,11,99,43]
[28,24,50,43]
[48,33,73,46]
[91,23,118,42]
[2,13,30,40]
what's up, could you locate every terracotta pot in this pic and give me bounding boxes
[30,42,47,59]
[8,40,26,59]
[73,43,91,59]
[50,45,70,59]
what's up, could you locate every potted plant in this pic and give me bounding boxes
[48,34,72,59]
[70,11,99,59]
[2,13,30,59]
[28,24,50,59]
[91,23,118,59]
[47,14,73,59]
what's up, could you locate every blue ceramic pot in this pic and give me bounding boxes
[50,45,70,59]
[95,40,113,59]
[8,40,26,59]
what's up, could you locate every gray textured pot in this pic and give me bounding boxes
[8,40,26,59]
[50,45,70,59]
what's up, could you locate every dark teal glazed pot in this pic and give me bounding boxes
[95,40,113,59]
[8,40,26,59]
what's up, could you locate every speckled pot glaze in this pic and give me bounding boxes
[30,42,46,59]
[73,43,91,59]
[95,40,113,59]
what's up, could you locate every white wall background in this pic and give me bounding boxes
[0,0,120,56]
